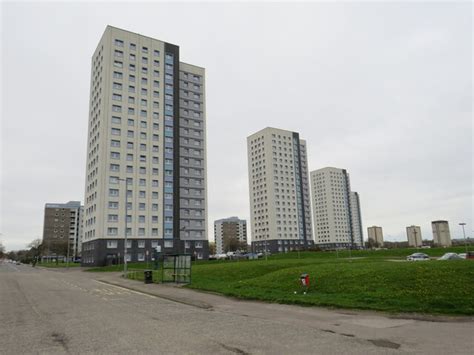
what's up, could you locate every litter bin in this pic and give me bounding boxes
[144,270,153,284]
[300,273,309,288]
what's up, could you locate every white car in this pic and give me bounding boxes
[438,253,463,261]
[406,253,430,261]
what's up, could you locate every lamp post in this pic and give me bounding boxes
[118,178,129,278]
[459,223,467,254]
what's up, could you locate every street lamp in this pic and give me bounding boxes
[459,223,468,254]
[118,178,129,278]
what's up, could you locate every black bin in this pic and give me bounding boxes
[144,270,153,284]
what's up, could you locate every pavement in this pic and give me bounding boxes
[1,262,473,354]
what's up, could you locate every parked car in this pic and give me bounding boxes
[406,253,430,261]
[458,253,467,259]
[438,253,463,261]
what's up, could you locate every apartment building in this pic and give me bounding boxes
[247,127,314,253]
[310,167,364,249]
[42,201,83,260]
[81,26,208,266]
[214,217,247,254]
[406,225,422,247]
[367,226,384,247]
[432,220,452,247]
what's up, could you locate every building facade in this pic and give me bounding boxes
[367,226,384,247]
[247,127,314,253]
[406,225,422,247]
[214,217,247,254]
[42,201,83,261]
[81,26,208,266]
[350,191,364,247]
[310,167,364,249]
[432,220,451,247]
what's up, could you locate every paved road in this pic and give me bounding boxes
[0,263,472,354]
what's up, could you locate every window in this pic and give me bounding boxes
[127,130,134,138]
[113,82,122,90]
[111,128,121,135]
[114,61,123,68]
[107,239,118,247]
[138,228,145,236]
[108,201,118,209]
[109,188,119,196]
[152,203,158,211]
[142,46,148,53]
[139,191,146,198]
[126,153,133,161]
[129,75,135,82]
[139,202,146,210]
[153,50,160,57]
[112,105,122,113]
[111,140,120,147]
[164,240,173,248]
[152,180,159,187]
[129,64,136,72]
[139,167,146,174]
[130,53,136,61]
[128,118,134,126]
[110,164,120,172]
[112,94,122,101]
[114,50,123,58]
[138,240,145,248]
[152,192,159,199]
[129,86,135,93]
[127,142,134,149]
[113,71,123,79]
[115,39,124,47]
[111,116,121,124]
[152,216,158,223]
[111,152,120,159]
[126,166,133,173]
[108,214,118,222]
[130,43,136,51]
[138,216,145,223]
[137,253,145,261]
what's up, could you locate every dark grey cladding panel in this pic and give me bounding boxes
[292,132,308,247]
[164,43,181,254]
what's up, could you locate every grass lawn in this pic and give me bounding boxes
[85,247,474,315]
[38,262,82,268]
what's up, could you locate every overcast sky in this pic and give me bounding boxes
[1,1,472,251]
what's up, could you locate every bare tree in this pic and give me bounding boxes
[0,240,5,259]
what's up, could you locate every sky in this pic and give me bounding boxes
[1,1,472,251]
